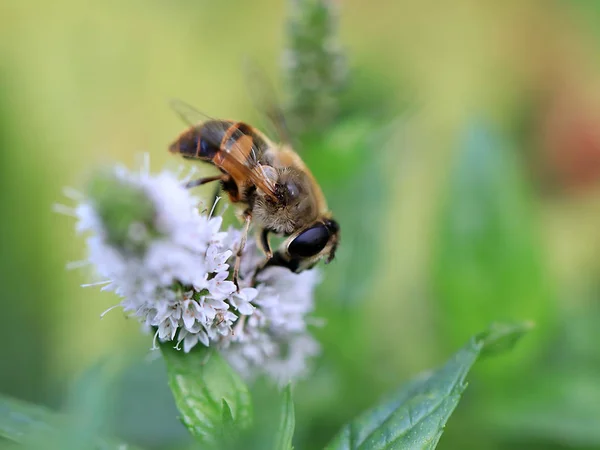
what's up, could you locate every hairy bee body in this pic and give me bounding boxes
[169,106,339,274]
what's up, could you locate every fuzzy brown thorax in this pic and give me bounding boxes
[252,167,319,235]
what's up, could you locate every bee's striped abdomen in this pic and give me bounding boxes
[169,119,276,202]
[169,120,234,160]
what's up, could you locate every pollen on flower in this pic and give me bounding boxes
[64,161,322,384]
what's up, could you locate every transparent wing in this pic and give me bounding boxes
[242,58,296,148]
[169,98,214,127]
[228,141,278,199]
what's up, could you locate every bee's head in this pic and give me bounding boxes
[287,218,339,264]
[258,218,340,274]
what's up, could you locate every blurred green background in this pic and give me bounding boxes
[3,0,600,449]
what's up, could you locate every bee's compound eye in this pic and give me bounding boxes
[275,180,301,204]
[288,224,330,258]
[285,181,300,200]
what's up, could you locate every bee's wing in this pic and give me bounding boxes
[242,59,297,149]
[170,98,277,199]
[169,98,215,127]
[223,128,278,199]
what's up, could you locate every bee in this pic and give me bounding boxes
[168,100,340,285]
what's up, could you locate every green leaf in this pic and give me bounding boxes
[0,394,60,445]
[324,322,530,450]
[0,394,141,450]
[161,344,252,447]
[221,399,236,431]
[273,385,295,450]
[218,399,239,449]
[476,321,535,358]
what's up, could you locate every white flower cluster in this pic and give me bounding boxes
[225,241,321,383]
[70,164,321,384]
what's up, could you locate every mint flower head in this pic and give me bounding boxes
[61,160,321,384]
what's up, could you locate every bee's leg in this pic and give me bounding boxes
[251,250,300,285]
[249,229,273,286]
[257,228,273,259]
[183,174,223,189]
[233,211,252,289]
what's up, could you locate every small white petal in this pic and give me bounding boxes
[237,301,255,316]
[237,287,258,302]
[197,330,210,347]
[183,333,199,353]
[158,317,177,340]
[182,299,201,329]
